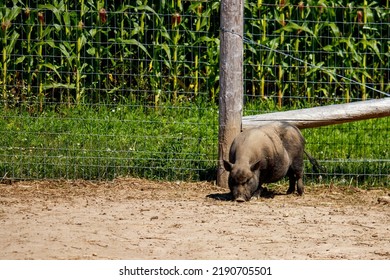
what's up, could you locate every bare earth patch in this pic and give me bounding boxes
[0,178,389,260]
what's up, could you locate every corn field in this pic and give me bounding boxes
[0,0,389,184]
[0,0,220,109]
[1,0,388,108]
[244,0,389,107]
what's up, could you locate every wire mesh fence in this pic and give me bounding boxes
[243,1,389,104]
[243,1,389,186]
[0,1,388,186]
[0,0,219,181]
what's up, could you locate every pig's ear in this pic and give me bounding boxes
[250,160,261,172]
[223,160,233,171]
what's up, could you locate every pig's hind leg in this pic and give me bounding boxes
[286,168,304,195]
[286,169,297,195]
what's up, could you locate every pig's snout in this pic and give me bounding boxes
[231,184,253,202]
[235,196,247,203]
[233,187,251,202]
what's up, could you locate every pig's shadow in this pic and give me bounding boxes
[207,187,280,201]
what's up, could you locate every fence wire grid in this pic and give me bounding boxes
[0,1,389,186]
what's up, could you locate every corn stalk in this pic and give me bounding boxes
[1,6,21,108]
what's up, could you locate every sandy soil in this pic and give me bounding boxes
[0,178,389,260]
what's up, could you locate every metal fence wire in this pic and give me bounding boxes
[243,1,389,186]
[0,1,388,186]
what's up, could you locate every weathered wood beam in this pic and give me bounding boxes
[242,98,390,130]
[217,0,244,188]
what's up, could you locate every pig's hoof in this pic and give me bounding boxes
[252,187,264,200]
[286,188,295,195]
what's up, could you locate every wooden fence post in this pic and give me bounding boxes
[217,0,244,188]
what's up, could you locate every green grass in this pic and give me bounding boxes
[302,119,389,187]
[0,103,218,181]
[0,103,388,187]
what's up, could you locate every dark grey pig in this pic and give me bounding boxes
[223,122,305,202]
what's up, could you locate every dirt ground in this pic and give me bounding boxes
[0,177,389,260]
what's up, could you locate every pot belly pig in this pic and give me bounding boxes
[223,121,305,202]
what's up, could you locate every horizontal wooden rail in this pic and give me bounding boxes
[242,98,390,130]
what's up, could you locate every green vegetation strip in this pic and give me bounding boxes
[0,105,388,186]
